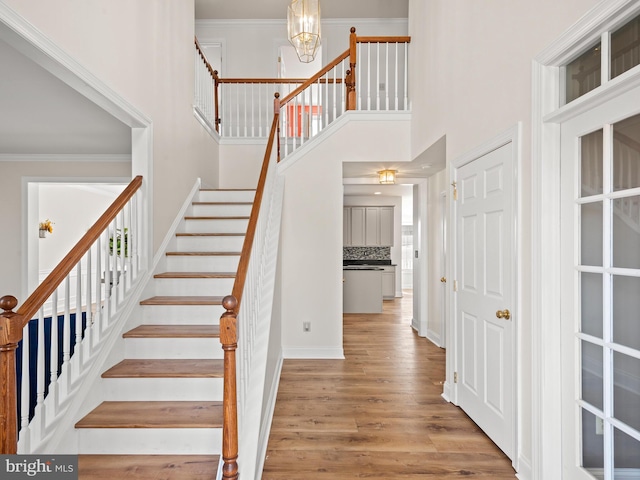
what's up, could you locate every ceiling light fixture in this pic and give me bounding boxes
[288,0,321,63]
[378,169,397,185]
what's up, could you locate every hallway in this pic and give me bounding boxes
[262,291,517,479]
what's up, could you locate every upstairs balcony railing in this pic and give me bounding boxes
[195,27,411,155]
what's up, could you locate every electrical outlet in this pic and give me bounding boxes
[303,321,311,332]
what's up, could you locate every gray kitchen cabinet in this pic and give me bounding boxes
[343,206,394,246]
[381,265,396,299]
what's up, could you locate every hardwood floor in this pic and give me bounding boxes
[262,291,517,479]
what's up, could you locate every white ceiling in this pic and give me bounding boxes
[195,0,408,20]
[0,34,131,156]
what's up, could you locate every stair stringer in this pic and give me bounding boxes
[32,178,204,454]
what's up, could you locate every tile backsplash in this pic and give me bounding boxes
[343,246,391,260]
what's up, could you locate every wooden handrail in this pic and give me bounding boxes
[0,175,143,455]
[356,36,411,43]
[218,110,280,479]
[217,78,343,84]
[231,114,279,307]
[279,49,350,107]
[194,37,218,80]
[17,176,143,325]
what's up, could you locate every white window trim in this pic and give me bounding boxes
[532,1,640,479]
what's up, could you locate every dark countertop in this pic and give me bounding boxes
[343,266,384,271]
[343,260,393,266]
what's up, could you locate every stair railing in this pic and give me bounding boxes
[0,176,144,454]
[194,28,410,143]
[219,110,281,479]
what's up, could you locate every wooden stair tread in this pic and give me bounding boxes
[123,325,220,338]
[102,359,224,378]
[193,201,252,205]
[154,272,236,279]
[75,401,223,428]
[184,216,249,220]
[78,455,219,480]
[199,188,254,191]
[166,251,241,256]
[140,296,225,305]
[175,232,245,237]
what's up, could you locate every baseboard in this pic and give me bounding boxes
[441,380,452,403]
[282,347,345,359]
[152,178,201,270]
[426,330,443,348]
[255,352,284,479]
[515,455,532,480]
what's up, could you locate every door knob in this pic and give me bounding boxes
[440,277,446,283]
[496,309,511,320]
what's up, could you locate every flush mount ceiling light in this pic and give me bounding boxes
[288,0,321,63]
[378,169,397,184]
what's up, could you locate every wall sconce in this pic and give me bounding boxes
[378,169,397,184]
[39,219,54,238]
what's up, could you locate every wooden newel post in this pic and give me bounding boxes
[346,26,357,110]
[220,295,239,480]
[0,295,23,454]
[214,70,221,133]
[274,93,281,162]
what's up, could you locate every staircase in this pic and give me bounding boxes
[74,189,254,479]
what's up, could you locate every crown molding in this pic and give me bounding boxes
[196,17,407,28]
[0,153,131,162]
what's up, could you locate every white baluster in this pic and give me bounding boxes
[35,307,45,414]
[332,65,337,123]
[75,262,83,369]
[404,43,409,110]
[366,43,371,110]
[20,320,30,431]
[376,43,381,111]
[395,43,399,111]
[94,237,102,343]
[385,43,389,111]
[85,248,93,353]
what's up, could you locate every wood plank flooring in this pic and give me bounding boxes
[262,291,517,479]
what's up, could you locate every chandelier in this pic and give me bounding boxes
[288,0,321,63]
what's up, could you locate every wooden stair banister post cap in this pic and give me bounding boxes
[220,295,238,346]
[0,295,22,454]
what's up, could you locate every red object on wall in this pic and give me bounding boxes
[286,104,322,137]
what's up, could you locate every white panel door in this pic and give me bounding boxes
[455,142,514,459]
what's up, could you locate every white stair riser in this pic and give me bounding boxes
[77,428,221,454]
[176,235,245,252]
[124,338,223,359]
[153,277,235,296]
[166,255,239,272]
[197,190,255,203]
[140,305,225,325]
[102,378,222,401]
[184,218,249,233]
[192,204,252,217]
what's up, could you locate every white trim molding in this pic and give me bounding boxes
[0,154,131,163]
[531,1,640,479]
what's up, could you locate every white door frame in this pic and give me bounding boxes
[532,1,640,478]
[446,123,522,470]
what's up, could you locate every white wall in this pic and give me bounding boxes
[343,195,403,296]
[0,160,130,299]
[4,0,220,255]
[278,148,344,359]
[408,0,602,472]
[196,18,408,78]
